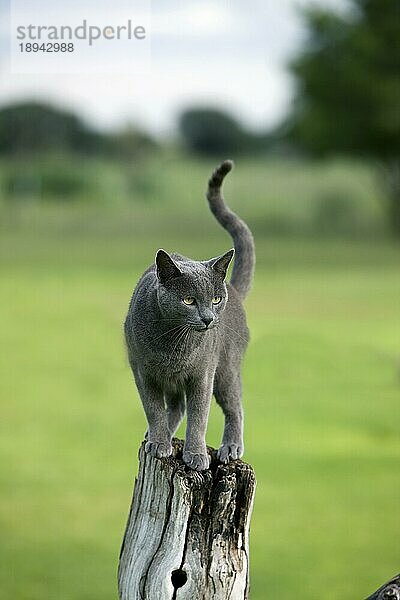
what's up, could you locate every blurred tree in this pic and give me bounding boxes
[0,101,158,162]
[179,107,271,157]
[0,101,103,155]
[108,125,158,162]
[287,0,400,235]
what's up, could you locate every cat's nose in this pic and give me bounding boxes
[202,315,214,328]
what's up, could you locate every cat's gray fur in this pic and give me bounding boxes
[124,160,255,470]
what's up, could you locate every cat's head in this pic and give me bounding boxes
[155,249,234,331]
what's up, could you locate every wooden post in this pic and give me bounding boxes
[365,574,400,600]
[118,438,256,600]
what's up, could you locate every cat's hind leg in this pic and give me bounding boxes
[214,369,244,463]
[166,390,186,437]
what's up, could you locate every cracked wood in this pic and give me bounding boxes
[118,439,256,600]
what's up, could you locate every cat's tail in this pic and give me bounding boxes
[207,160,255,300]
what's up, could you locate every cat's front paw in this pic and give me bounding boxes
[145,440,172,459]
[217,443,243,463]
[183,449,210,471]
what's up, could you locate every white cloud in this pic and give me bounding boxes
[0,0,348,135]
[152,2,238,37]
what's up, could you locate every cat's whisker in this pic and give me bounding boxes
[179,328,191,356]
[217,326,230,361]
[222,323,248,344]
[214,323,230,358]
[150,318,182,323]
[216,326,241,354]
[151,323,185,343]
[166,325,187,350]
[180,326,192,344]
[223,331,240,348]
[168,325,191,360]
[140,323,186,353]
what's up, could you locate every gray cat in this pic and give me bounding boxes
[124,160,255,471]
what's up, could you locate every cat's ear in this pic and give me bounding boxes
[209,249,235,280]
[155,249,182,284]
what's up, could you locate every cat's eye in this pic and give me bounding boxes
[212,296,222,304]
[183,297,195,305]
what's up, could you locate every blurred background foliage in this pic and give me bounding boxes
[0,1,398,237]
[287,0,400,234]
[0,0,400,237]
[0,99,393,239]
[0,1,399,600]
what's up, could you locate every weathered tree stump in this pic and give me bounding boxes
[365,574,400,600]
[118,438,256,600]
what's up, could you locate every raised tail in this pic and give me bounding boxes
[207,160,255,300]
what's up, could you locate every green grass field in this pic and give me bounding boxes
[0,157,399,599]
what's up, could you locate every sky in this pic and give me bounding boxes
[0,0,347,136]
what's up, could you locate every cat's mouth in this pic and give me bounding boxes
[194,322,216,332]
